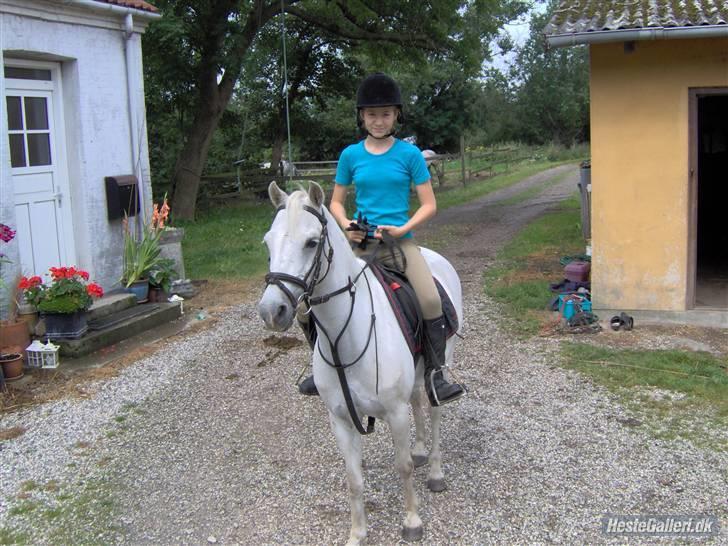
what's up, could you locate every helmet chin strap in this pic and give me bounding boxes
[366,130,396,140]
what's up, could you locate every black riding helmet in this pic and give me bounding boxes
[356,73,404,135]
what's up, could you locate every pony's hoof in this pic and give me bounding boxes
[427,478,447,492]
[412,454,428,468]
[401,525,423,542]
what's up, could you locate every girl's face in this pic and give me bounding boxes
[361,106,398,138]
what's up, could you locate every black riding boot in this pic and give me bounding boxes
[422,316,465,406]
[297,318,319,396]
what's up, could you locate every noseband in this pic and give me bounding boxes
[264,204,333,308]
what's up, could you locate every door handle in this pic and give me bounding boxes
[53,192,62,206]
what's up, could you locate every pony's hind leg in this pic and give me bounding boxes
[329,414,367,546]
[410,368,428,468]
[389,407,423,541]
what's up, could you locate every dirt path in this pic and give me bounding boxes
[1,164,726,545]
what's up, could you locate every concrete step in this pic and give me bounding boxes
[87,293,137,322]
[56,301,183,358]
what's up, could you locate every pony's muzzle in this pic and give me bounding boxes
[257,289,295,331]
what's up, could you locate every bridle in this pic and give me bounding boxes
[263,201,378,435]
[263,204,333,309]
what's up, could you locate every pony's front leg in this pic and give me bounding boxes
[426,405,446,492]
[410,372,428,468]
[329,413,367,546]
[389,407,423,541]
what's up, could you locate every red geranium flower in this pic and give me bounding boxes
[86,283,104,298]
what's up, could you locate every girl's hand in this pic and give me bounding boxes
[375,225,406,239]
[346,221,367,243]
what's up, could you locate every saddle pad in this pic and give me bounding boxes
[370,264,459,357]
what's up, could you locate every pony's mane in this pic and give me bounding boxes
[286,189,314,238]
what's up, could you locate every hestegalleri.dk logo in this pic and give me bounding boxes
[602,515,719,536]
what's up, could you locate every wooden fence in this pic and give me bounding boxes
[199,146,532,203]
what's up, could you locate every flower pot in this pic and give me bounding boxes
[0,320,31,358]
[43,310,88,340]
[147,286,167,303]
[0,352,24,382]
[17,310,39,336]
[125,280,149,303]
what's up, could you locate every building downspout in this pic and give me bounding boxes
[124,12,146,225]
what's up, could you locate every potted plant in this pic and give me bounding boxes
[121,195,171,303]
[0,223,31,354]
[0,347,23,381]
[18,267,104,339]
[147,258,178,303]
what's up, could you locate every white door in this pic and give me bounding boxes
[4,61,75,276]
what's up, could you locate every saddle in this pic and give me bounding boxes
[368,262,459,358]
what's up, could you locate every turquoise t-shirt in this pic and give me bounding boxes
[335,139,430,238]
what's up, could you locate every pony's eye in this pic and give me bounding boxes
[305,239,318,249]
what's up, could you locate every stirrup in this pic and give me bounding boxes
[428,366,467,406]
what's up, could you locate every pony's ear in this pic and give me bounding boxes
[268,181,288,209]
[307,181,325,209]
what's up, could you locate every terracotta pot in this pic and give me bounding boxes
[148,287,167,303]
[0,320,31,358]
[17,311,39,336]
[0,352,24,381]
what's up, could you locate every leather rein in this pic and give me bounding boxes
[264,203,377,435]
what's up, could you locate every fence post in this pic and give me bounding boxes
[460,135,466,187]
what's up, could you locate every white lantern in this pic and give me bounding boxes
[25,340,60,369]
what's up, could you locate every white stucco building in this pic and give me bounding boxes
[0,0,159,307]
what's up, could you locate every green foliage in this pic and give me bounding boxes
[148,258,178,292]
[121,218,164,287]
[511,2,590,145]
[467,1,590,148]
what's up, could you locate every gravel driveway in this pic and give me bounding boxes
[1,164,726,544]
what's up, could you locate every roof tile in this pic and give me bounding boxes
[92,0,158,13]
[544,0,728,36]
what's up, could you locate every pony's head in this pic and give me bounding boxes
[257,181,328,331]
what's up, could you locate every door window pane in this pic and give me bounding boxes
[27,134,51,166]
[9,134,26,168]
[6,96,23,130]
[4,67,52,80]
[25,97,49,130]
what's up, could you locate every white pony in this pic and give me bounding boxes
[257,181,463,545]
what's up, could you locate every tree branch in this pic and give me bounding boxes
[286,6,441,50]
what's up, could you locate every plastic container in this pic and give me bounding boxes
[558,295,592,319]
[564,261,591,282]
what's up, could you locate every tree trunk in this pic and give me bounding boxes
[169,101,224,220]
[270,132,285,174]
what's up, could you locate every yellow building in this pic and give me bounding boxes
[545,0,728,325]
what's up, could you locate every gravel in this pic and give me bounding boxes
[1,165,726,544]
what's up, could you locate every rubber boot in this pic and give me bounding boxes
[422,316,465,406]
[297,318,319,396]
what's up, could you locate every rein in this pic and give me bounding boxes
[264,202,377,435]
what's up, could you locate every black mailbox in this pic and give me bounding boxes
[105,175,140,220]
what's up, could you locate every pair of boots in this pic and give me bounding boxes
[297,316,465,406]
